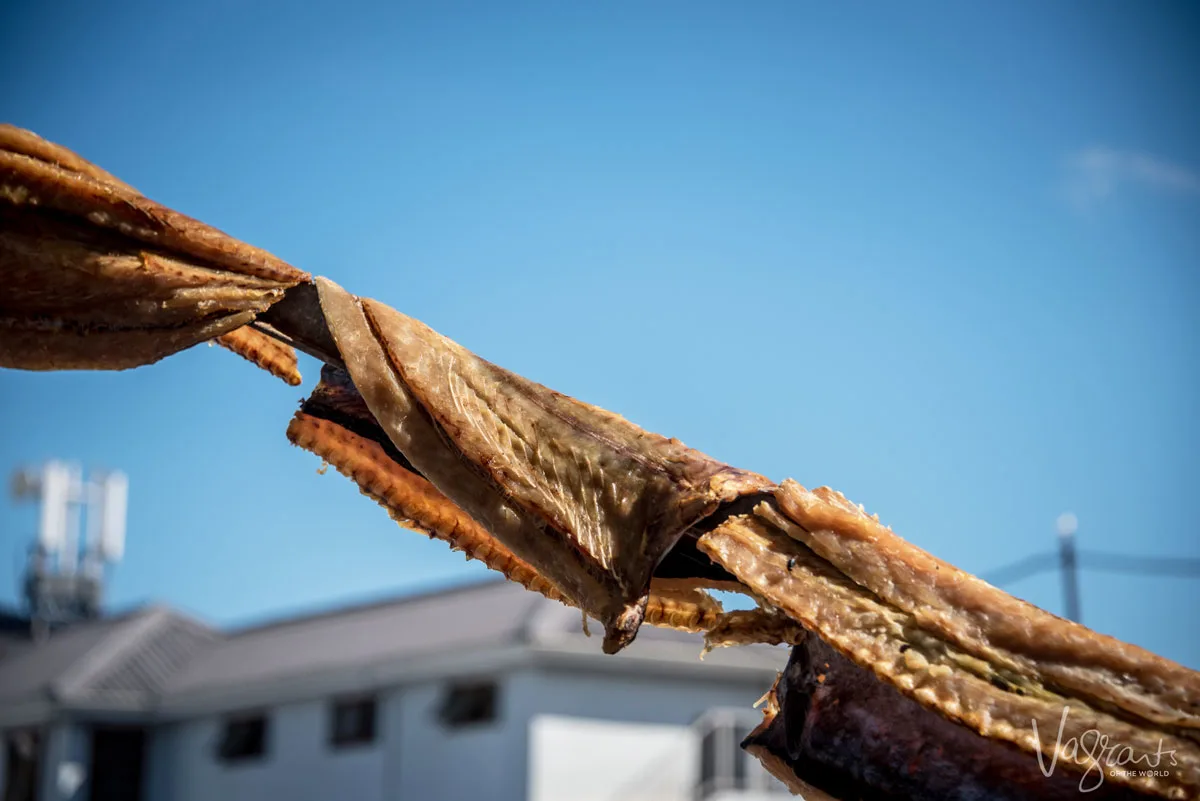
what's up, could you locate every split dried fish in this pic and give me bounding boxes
[5,122,1199,799]
[745,635,1155,801]
[284,363,784,641]
[699,499,1199,799]
[299,280,1200,797]
[313,277,773,652]
[0,124,307,379]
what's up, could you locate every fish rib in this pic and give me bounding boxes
[287,411,571,604]
[216,326,301,386]
[703,609,807,650]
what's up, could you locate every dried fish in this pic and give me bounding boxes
[771,481,1200,733]
[745,634,1154,801]
[285,364,735,637]
[0,124,307,378]
[698,499,1200,799]
[6,121,1200,799]
[314,277,772,652]
[286,365,571,604]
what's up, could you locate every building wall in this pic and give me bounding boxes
[145,663,778,801]
[146,697,386,801]
[38,722,89,801]
[512,667,778,801]
[384,665,777,801]
[145,677,527,801]
[385,679,526,801]
[528,715,697,801]
[510,667,770,728]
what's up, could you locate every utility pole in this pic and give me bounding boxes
[1056,512,1081,623]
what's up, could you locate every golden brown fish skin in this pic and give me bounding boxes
[0,148,304,284]
[0,124,306,375]
[216,326,302,386]
[286,382,734,636]
[773,480,1200,734]
[321,284,770,652]
[0,207,281,370]
[315,278,628,645]
[0,124,137,193]
[697,509,1200,800]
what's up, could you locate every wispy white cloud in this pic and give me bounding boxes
[1063,147,1200,211]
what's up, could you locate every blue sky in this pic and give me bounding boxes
[1,2,1197,668]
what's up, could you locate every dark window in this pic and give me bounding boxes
[330,696,377,748]
[439,681,497,728]
[3,729,41,801]
[217,714,267,763]
[88,726,145,801]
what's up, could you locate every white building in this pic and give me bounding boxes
[0,580,791,801]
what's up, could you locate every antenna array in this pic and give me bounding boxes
[10,461,128,633]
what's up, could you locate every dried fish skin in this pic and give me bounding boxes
[313,280,626,647]
[0,124,306,376]
[287,363,735,637]
[359,293,772,652]
[314,277,771,651]
[0,124,138,193]
[0,207,275,370]
[771,480,1200,735]
[0,133,303,283]
[698,509,1200,800]
[746,635,1156,801]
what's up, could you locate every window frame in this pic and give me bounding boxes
[328,694,379,749]
[439,680,499,729]
[215,712,269,764]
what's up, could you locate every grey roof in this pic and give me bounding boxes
[0,613,133,705]
[0,610,34,660]
[0,579,787,719]
[163,580,546,696]
[83,608,217,699]
[0,606,217,710]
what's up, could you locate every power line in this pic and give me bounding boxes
[980,552,1057,586]
[982,549,1200,587]
[980,509,1200,626]
[1079,551,1200,578]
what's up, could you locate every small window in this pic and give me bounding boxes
[439,681,497,728]
[217,714,267,763]
[330,696,377,748]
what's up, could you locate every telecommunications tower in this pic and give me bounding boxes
[10,461,127,636]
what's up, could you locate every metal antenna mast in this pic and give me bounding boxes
[9,461,127,636]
